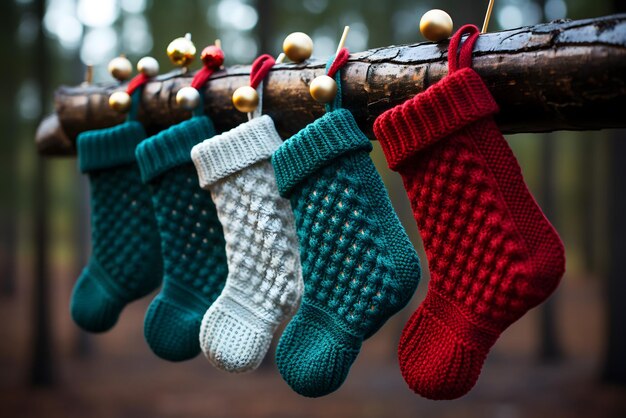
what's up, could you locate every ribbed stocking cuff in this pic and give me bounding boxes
[77,121,146,173]
[135,116,215,183]
[191,115,282,189]
[374,68,499,170]
[272,108,372,198]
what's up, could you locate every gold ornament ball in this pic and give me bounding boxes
[232,86,259,113]
[137,56,159,77]
[283,32,313,63]
[176,86,201,110]
[108,56,132,81]
[167,37,196,67]
[420,9,453,42]
[109,91,131,112]
[309,75,338,104]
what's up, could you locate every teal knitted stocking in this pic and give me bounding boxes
[71,121,163,333]
[136,116,228,361]
[272,108,421,397]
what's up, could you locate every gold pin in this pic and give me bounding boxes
[232,85,259,113]
[232,32,312,115]
[420,9,453,42]
[282,32,313,63]
[167,33,196,72]
[108,55,132,81]
[137,57,159,77]
[176,40,224,111]
[108,91,132,113]
[108,55,160,113]
[309,26,349,104]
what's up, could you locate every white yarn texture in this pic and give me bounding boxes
[191,115,303,373]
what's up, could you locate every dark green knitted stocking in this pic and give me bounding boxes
[71,121,163,333]
[136,116,227,361]
[272,108,422,397]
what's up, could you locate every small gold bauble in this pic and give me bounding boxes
[167,36,196,67]
[109,91,131,112]
[137,56,159,77]
[232,86,259,113]
[420,9,453,42]
[176,86,201,110]
[283,32,313,63]
[309,75,338,104]
[108,56,132,81]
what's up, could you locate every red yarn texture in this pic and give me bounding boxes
[126,72,150,95]
[249,54,276,89]
[327,47,349,78]
[191,45,224,90]
[190,66,217,90]
[374,24,565,400]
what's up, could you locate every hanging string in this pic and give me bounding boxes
[448,24,480,73]
[191,46,224,90]
[125,72,150,96]
[325,47,350,112]
[127,89,142,121]
[184,45,224,117]
[327,47,349,79]
[250,54,276,89]
[124,70,152,122]
[247,54,277,119]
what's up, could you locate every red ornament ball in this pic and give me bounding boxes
[201,46,224,69]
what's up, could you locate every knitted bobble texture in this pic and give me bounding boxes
[191,115,303,373]
[374,64,565,398]
[272,109,421,397]
[71,121,163,333]
[136,116,228,362]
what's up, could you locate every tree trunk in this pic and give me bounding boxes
[603,128,626,385]
[0,0,18,295]
[36,14,626,156]
[601,0,626,387]
[30,0,55,387]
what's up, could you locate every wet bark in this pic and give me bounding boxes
[36,14,626,156]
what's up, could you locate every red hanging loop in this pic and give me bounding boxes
[448,24,480,74]
[190,45,225,90]
[125,72,150,95]
[249,54,276,89]
[190,66,216,90]
[327,47,350,78]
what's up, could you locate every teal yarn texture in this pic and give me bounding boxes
[71,120,163,333]
[136,116,228,362]
[272,108,421,397]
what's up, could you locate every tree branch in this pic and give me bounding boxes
[37,14,626,156]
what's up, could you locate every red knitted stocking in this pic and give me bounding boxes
[374,24,565,400]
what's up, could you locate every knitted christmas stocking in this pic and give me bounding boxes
[272,108,421,397]
[135,115,228,362]
[374,25,566,400]
[191,115,302,373]
[71,120,162,332]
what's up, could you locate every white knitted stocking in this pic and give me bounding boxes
[191,115,303,373]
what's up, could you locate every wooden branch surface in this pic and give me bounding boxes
[38,14,626,156]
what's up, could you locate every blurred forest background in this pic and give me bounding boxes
[1,0,626,417]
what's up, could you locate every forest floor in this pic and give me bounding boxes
[0,268,625,418]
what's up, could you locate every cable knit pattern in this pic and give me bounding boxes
[272,109,421,398]
[373,25,566,400]
[191,116,303,373]
[135,116,228,362]
[71,121,163,333]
